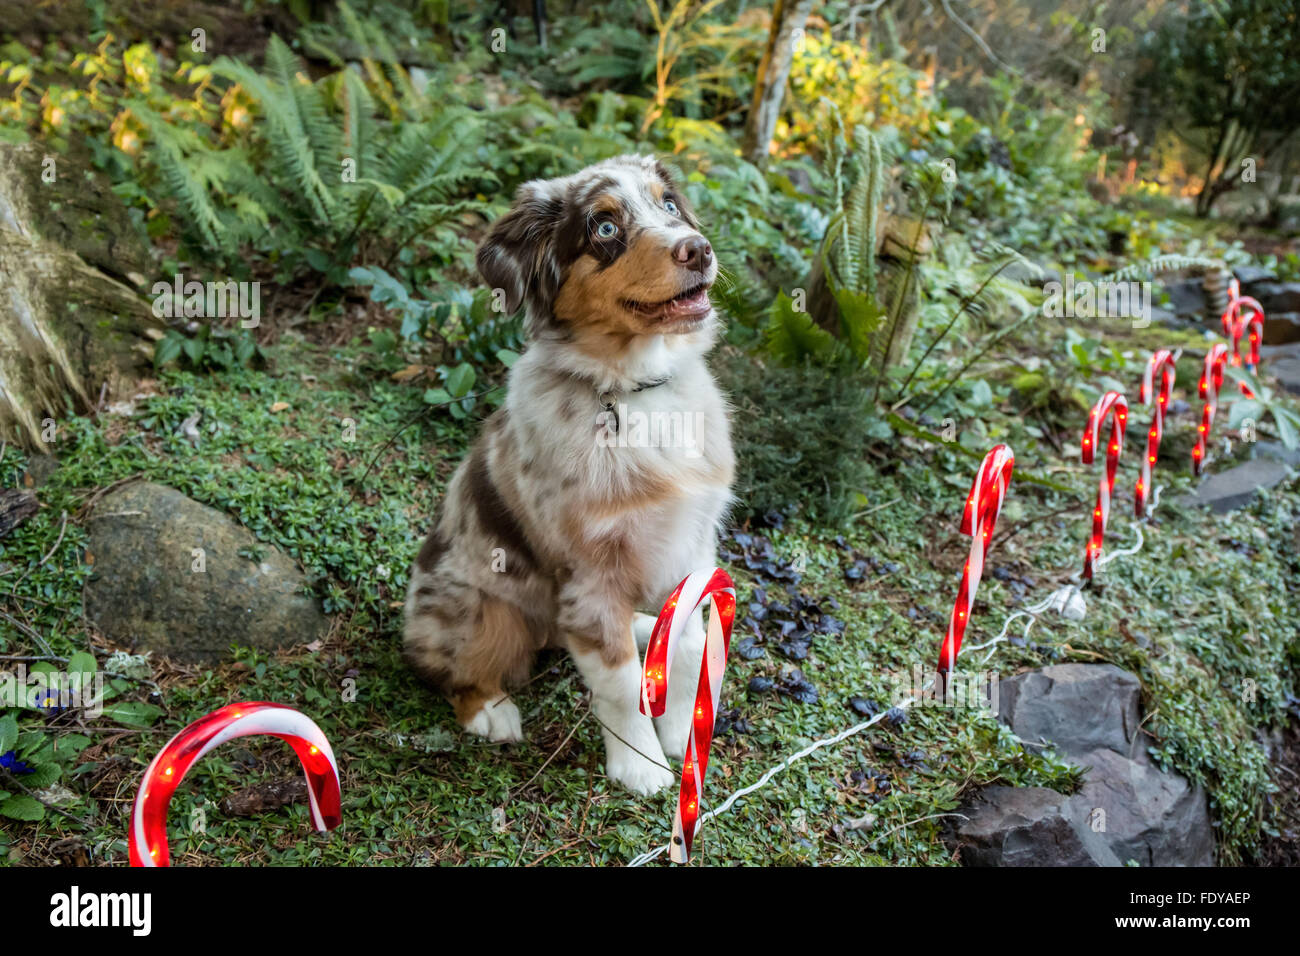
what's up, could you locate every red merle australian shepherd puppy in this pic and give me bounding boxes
[403,155,734,795]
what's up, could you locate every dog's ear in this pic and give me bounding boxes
[654,160,699,230]
[476,181,564,318]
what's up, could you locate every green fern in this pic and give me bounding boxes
[1107,254,1223,282]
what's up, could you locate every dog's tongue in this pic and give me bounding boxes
[664,286,711,318]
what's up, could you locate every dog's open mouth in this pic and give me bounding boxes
[624,280,713,322]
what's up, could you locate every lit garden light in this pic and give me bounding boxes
[638,567,736,864]
[1220,277,1265,395]
[936,444,1015,682]
[128,701,341,867]
[1135,349,1177,517]
[1081,391,1128,582]
[1193,344,1229,476]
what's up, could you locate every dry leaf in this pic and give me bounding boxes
[270,402,290,413]
[391,365,425,382]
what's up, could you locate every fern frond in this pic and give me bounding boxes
[1107,255,1223,282]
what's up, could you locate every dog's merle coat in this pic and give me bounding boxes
[403,155,734,795]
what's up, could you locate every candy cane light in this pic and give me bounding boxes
[1135,350,1177,517]
[1081,391,1128,581]
[937,444,1015,680]
[1193,344,1229,475]
[639,568,736,863]
[1220,277,1265,395]
[129,701,341,867]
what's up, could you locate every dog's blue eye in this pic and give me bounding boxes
[595,220,618,239]
[664,199,679,215]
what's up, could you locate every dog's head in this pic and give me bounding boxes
[477,155,717,340]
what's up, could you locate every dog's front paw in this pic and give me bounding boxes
[464,696,524,743]
[606,749,676,796]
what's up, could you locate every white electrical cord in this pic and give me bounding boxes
[626,483,1165,865]
[628,681,934,867]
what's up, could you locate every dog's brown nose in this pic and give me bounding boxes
[672,236,713,273]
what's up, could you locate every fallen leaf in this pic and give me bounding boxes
[270,402,290,413]
[391,365,425,382]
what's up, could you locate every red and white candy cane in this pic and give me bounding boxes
[937,444,1015,679]
[129,701,341,866]
[1134,350,1177,517]
[639,568,736,863]
[1192,343,1229,476]
[1221,277,1265,394]
[1081,391,1128,581]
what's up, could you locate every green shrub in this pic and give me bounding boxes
[717,347,881,526]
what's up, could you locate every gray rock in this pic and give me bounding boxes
[1066,748,1214,866]
[83,482,329,663]
[998,663,1147,763]
[1148,305,1182,328]
[1162,279,1206,317]
[1248,281,1300,315]
[1234,265,1278,287]
[1256,441,1300,466]
[1179,458,1291,513]
[1270,351,1300,395]
[953,786,1121,866]
[969,663,1217,867]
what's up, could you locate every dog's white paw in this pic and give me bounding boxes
[606,748,676,796]
[464,696,524,743]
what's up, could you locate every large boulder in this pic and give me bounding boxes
[83,482,329,663]
[1247,281,1300,315]
[997,663,1146,763]
[1066,748,1214,867]
[1161,279,1206,318]
[0,142,162,449]
[953,786,1121,867]
[950,664,1215,866]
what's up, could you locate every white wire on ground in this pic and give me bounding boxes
[627,681,934,867]
[626,481,1167,865]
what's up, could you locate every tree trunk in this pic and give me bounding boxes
[742,0,815,168]
[0,143,162,449]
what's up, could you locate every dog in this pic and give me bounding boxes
[403,155,734,795]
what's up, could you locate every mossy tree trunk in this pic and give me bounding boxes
[0,143,162,449]
[742,0,814,168]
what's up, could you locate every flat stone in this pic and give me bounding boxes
[998,663,1147,763]
[1248,281,1300,315]
[1271,354,1300,395]
[1067,748,1214,866]
[1162,279,1206,317]
[1179,458,1291,513]
[1235,265,1278,287]
[83,482,329,663]
[953,786,1121,866]
[1256,441,1300,466]
[1148,305,1182,328]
